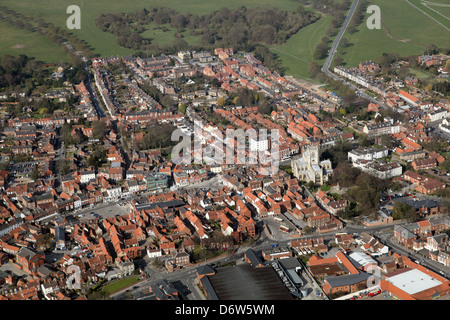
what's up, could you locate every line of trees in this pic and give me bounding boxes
[0,6,95,62]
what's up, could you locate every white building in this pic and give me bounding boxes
[363,122,401,137]
[352,160,402,179]
[147,247,162,259]
[249,136,268,152]
[348,147,389,162]
[106,186,122,200]
[439,117,450,134]
[429,109,448,122]
[80,170,96,184]
[128,180,140,194]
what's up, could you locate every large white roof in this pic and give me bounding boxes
[386,269,442,295]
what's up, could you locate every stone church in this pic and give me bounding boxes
[291,145,333,185]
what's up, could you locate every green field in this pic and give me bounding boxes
[425,2,450,20]
[140,23,202,47]
[407,0,450,30]
[409,67,434,79]
[338,0,450,67]
[270,15,334,80]
[0,20,68,63]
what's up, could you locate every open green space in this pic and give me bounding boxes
[339,0,449,67]
[407,0,450,30]
[0,0,301,58]
[140,23,202,47]
[0,20,68,63]
[425,3,450,20]
[100,276,140,295]
[408,67,434,79]
[270,15,334,79]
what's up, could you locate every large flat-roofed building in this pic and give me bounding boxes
[381,266,450,300]
[201,264,293,300]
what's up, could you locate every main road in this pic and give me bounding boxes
[321,0,388,109]
[321,0,360,75]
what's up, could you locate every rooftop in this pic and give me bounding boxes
[385,268,443,295]
[206,264,293,300]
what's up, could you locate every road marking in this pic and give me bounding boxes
[405,0,450,31]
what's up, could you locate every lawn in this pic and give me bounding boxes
[0,20,68,63]
[270,15,334,79]
[338,0,449,67]
[408,68,434,79]
[100,276,140,295]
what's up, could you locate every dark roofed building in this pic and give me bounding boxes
[322,272,372,295]
[149,279,179,300]
[202,264,293,300]
[244,249,264,268]
[199,276,219,300]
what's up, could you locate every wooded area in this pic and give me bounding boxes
[95,6,320,54]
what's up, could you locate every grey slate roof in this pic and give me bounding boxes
[245,248,263,267]
[200,276,219,300]
[324,272,371,288]
[197,265,215,276]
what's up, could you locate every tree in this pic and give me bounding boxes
[92,120,107,140]
[358,133,371,147]
[31,166,40,181]
[308,62,321,79]
[393,201,416,221]
[55,159,71,175]
[313,43,328,60]
[216,97,226,107]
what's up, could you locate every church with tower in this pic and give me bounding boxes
[291,145,333,186]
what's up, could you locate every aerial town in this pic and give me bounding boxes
[0,45,449,302]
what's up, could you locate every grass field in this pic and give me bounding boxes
[338,0,450,67]
[409,67,434,79]
[0,20,68,63]
[424,2,450,20]
[407,0,450,30]
[140,23,202,48]
[270,15,334,80]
